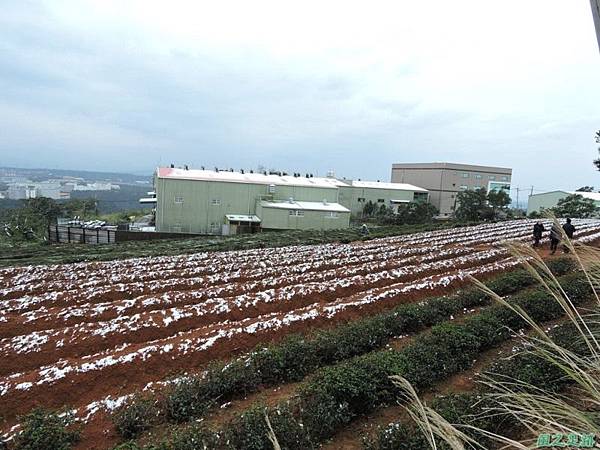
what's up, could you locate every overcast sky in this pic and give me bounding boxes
[1,1,599,199]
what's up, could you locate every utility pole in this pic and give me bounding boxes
[516,187,520,210]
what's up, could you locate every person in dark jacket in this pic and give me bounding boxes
[550,222,561,255]
[562,218,575,253]
[532,221,545,247]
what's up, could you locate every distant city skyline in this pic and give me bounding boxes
[1,1,600,198]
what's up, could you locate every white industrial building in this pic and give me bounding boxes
[527,190,600,215]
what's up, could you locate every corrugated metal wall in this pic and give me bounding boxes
[338,186,415,216]
[156,177,339,234]
[257,205,351,230]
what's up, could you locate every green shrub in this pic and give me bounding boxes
[223,403,312,450]
[268,405,314,450]
[205,358,260,399]
[160,424,220,450]
[363,422,429,450]
[112,442,142,450]
[164,376,212,424]
[113,397,159,439]
[401,323,481,389]
[462,308,515,348]
[251,335,317,383]
[222,404,271,450]
[13,408,79,450]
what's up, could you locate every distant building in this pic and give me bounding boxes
[391,162,512,217]
[527,190,600,216]
[8,185,37,200]
[69,182,120,191]
[151,167,428,235]
[7,182,70,200]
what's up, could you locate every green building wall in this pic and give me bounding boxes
[155,177,339,234]
[338,186,424,217]
[527,191,600,216]
[256,204,351,230]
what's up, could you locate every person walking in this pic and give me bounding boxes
[550,222,561,255]
[562,218,575,253]
[532,221,545,247]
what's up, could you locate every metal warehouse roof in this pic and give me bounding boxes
[350,180,428,192]
[157,167,346,189]
[260,200,350,213]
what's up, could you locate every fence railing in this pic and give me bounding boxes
[47,225,200,244]
[48,225,116,244]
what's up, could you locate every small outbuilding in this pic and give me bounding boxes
[257,200,351,231]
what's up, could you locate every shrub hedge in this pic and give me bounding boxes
[12,408,80,450]
[295,272,590,444]
[114,259,574,439]
[365,311,599,449]
[139,264,590,449]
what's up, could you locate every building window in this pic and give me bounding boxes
[174,196,184,204]
[475,174,482,179]
[289,210,304,216]
[377,198,385,203]
[462,173,469,178]
[325,212,339,219]
[211,199,221,206]
[489,175,496,180]
[210,222,221,232]
[501,176,509,181]
[357,197,366,203]
[459,185,468,190]
[489,182,510,192]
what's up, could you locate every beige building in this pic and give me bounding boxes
[391,162,512,217]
